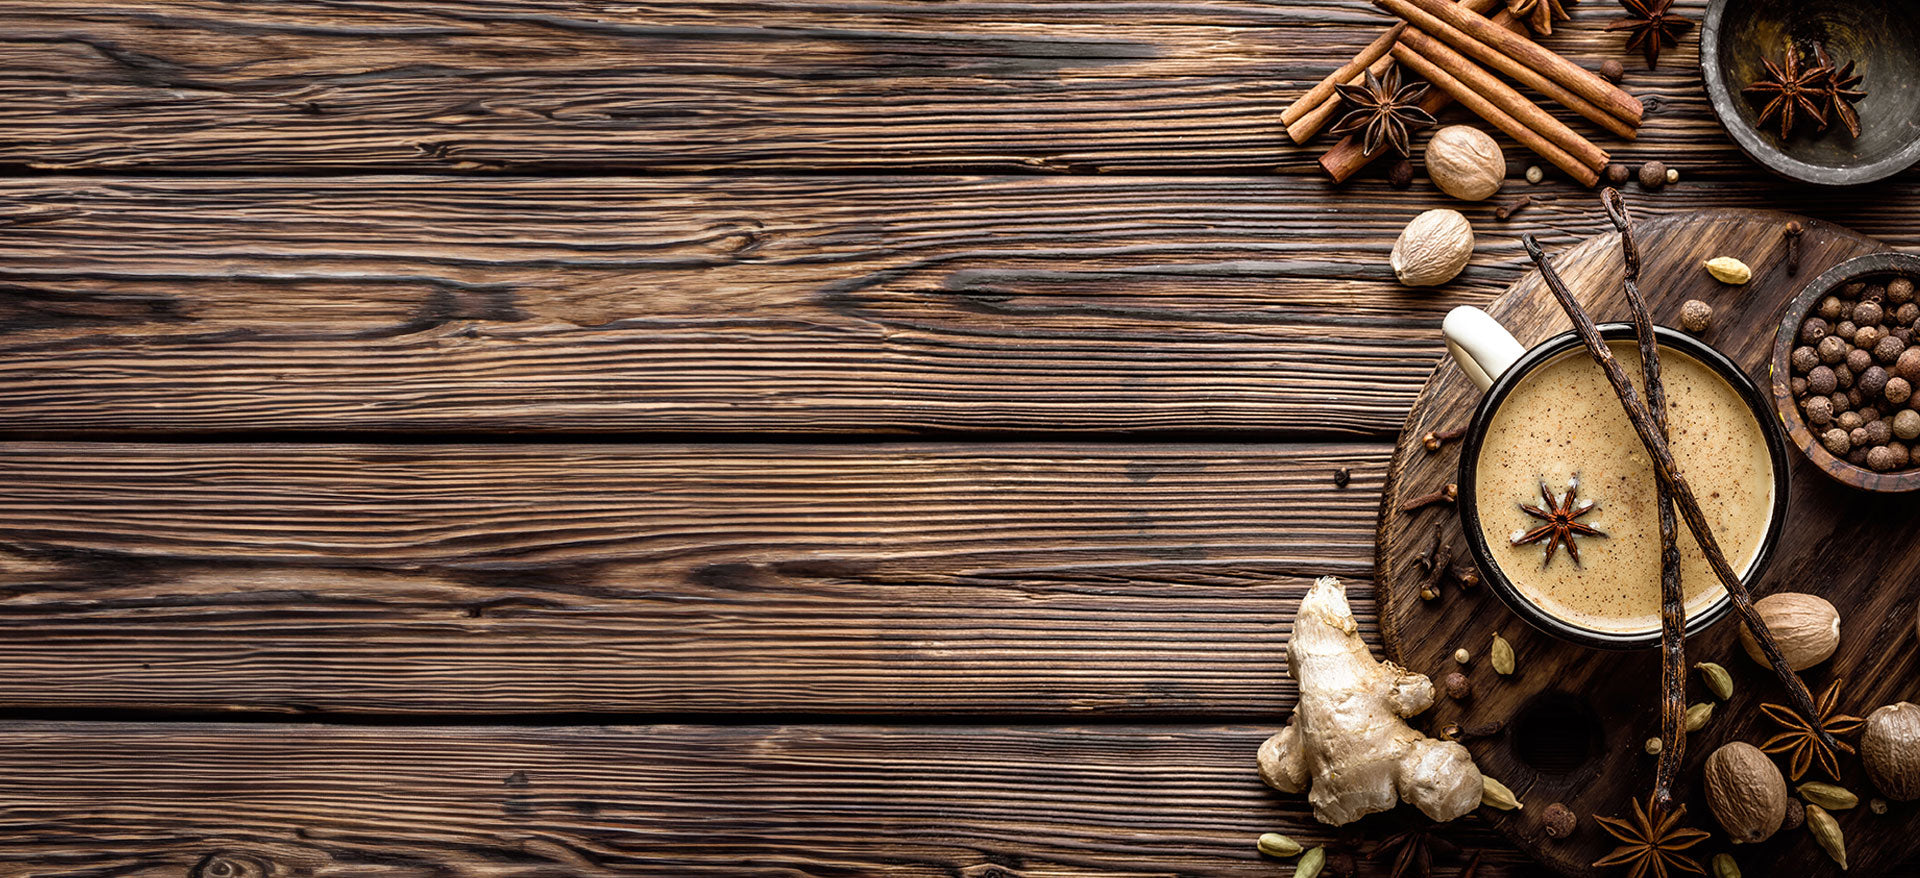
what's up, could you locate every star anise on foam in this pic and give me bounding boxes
[1508,0,1572,35]
[1330,64,1434,159]
[1511,477,1605,567]
[1761,678,1863,781]
[1608,0,1694,70]
[1743,45,1833,140]
[1593,796,1710,878]
[1812,43,1868,138]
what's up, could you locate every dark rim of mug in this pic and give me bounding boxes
[1456,324,1792,651]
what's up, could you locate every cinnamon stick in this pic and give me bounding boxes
[1376,0,1643,127]
[1389,42,1600,186]
[1397,26,1609,172]
[1605,189,1686,814]
[1282,23,1406,127]
[1318,4,1519,183]
[1521,221,1836,753]
[1286,54,1394,144]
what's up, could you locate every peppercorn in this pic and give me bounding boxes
[1605,163,1632,186]
[1803,394,1834,425]
[1839,410,1865,431]
[1543,802,1578,839]
[1639,161,1668,189]
[1818,296,1847,321]
[1388,158,1414,190]
[1801,318,1832,344]
[1890,377,1913,405]
[1817,335,1849,364]
[1824,428,1852,456]
[1857,300,1886,326]
[1679,299,1712,334]
[1599,58,1625,83]
[1807,365,1838,395]
[1869,444,1902,471]
[1857,325,1886,349]
[1893,277,1916,305]
[1860,365,1889,397]
[1867,418,1894,446]
[1792,346,1820,373]
[1896,409,1920,441]
[1879,334,1908,364]
[1443,671,1471,700]
[1848,347,1875,373]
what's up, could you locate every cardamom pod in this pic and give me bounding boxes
[1482,775,1523,810]
[1712,852,1741,878]
[1686,701,1713,732]
[1295,845,1326,878]
[1696,661,1734,701]
[1491,633,1515,676]
[1705,256,1752,285]
[1256,833,1303,858]
[1807,804,1847,870]
[1798,781,1859,811]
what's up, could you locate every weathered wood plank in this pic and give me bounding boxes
[0,721,1546,876]
[0,0,1753,174]
[6,176,1917,436]
[0,442,1397,716]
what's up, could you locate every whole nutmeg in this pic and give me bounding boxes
[1680,299,1713,334]
[1739,592,1841,670]
[1807,365,1837,396]
[1704,742,1787,843]
[1442,670,1471,700]
[1803,395,1834,425]
[1542,802,1577,839]
[1391,209,1474,287]
[1639,161,1668,189]
[1823,427,1852,456]
[1425,126,1506,201]
[1863,702,1920,801]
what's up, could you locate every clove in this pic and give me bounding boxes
[1494,195,1534,221]
[1422,424,1468,452]
[1785,221,1804,276]
[1398,483,1458,511]
[1334,466,1351,488]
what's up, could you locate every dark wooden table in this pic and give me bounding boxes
[1,2,1914,875]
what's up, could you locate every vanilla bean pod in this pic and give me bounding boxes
[1603,189,1686,814]
[1520,228,1836,752]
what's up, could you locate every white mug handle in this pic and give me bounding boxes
[1443,306,1526,392]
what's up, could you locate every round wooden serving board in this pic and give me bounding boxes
[1379,209,1920,877]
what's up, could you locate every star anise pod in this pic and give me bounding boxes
[1761,678,1864,781]
[1511,476,1605,567]
[1608,0,1694,70]
[1742,45,1833,140]
[1330,64,1434,158]
[1812,42,1867,138]
[1372,819,1461,878]
[1508,0,1572,35]
[1593,796,1710,878]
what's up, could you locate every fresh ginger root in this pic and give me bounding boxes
[1257,576,1484,825]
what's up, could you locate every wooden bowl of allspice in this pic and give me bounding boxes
[1772,251,1920,491]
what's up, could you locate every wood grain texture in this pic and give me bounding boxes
[0,721,1550,877]
[0,0,1809,175]
[1379,210,1920,876]
[0,442,1385,716]
[7,176,1920,435]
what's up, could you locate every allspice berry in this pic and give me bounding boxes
[1823,428,1852,456]
[1870,444,1903,472]
[1605,163,1632,186]
[1835,364,1854,389]
[1793,376,1808,396]
[1856,300,1885,327]
[1901,302,1920,325]
[1543,802,1577,839]
[1443,671,1471,700]
[1857,325,1885,349]
[1818,296,1847,320]
[1885,334,1915,365]
[1849,347,1875,373]
[1892,277,1917,305]
[1839,410,1865,432]
[1897,348,1920,383]
[1851,426,1871,449]
[1866,418,1894,446]
[1599,58,1625,83]
[1807,365,1837,396]
[1837,320,1858,339]
[1802,317,1831,344]
[1680,299,1713,334]
[1388,158,1415,190]
[1817,334,1847,363]
[1785,798,1806,831]
[1639,161,1668,189]
[1894,409,1920,440]
[1859,365,1890,397]
[1889,377,1913,405]
[1792,346,1820,373]
[1804,395,1834,425]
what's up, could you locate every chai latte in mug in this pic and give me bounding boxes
[1474,341,1775,635]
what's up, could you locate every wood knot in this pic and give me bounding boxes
[191,853,272,878]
